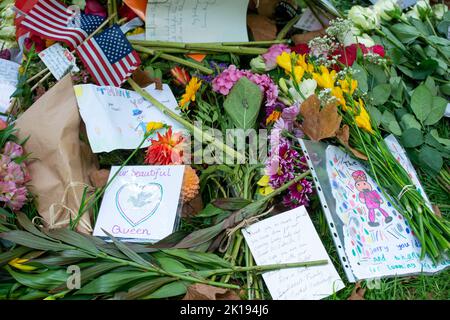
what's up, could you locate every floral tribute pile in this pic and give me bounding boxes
[0,0,448,300]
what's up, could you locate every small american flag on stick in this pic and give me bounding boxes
[75,24,141,87]
[20,0,105,50]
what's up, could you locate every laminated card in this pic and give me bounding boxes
[299,136,449,282]
[94,165,185,242]
[242,206,344,300]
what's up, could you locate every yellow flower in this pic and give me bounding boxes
[313,66,337,89]
[9,258,37,272]
[292,66,305,83]
[266,110,282,125]
[257,175,274,196]
[146,121,164,132]
[276,52,306,82]
[179,77,202,109]
[276,52,294,73]
[296,54,314,73]
[339,78,358,95]
[331,86,347,110]
[355,99,374,134]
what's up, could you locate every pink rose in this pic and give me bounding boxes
[84,0,107,18]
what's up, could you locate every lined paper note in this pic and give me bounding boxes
[145,0,249,43]
[242,206,344,300]
[0,58,20,115]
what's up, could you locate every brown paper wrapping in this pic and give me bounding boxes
[15,75,98,234]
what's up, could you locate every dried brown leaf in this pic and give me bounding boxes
[182,284,241,300]
[132,69,162,90]
[432,205,442,218]
[181,194,204,218]
[89,169,110,188]
[348,282,366,300]
[336,125,368,160]
[247,14,277,41]
[300,95,342,141]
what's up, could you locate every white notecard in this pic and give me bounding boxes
[0,58,20,115]
[242,206,344,300]
[93,165,185,242]
[145,0,249,43]
[74,83,185,153]
[38,43,79,80]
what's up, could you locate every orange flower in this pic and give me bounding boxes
[170,66,191,87]
[181,166,200,203]
[145,128,186,165]
[266,110,282,125]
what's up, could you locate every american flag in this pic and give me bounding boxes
[76,24,141,87]
[20,0,105,49]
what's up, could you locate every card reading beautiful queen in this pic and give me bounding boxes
[93,165,185,242]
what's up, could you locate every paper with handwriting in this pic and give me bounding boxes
[0,58,20,116]
[145,0,249,43]
[242,206,344,300]
[38,44,79,80]
[74,83,185,153]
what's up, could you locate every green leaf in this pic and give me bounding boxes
[196,204,228,218]
[143,281,188,299]
[430,129,450,149]
[424,77,437,95]
[162,249,231,268]
[223,77,262,130]
[0,246,32,266]
[0,231,74,252]
[381,26,406,50]
[366,64,387,86]
[5,266,67,290]
[389,76,404,102]
[428,35,450,46]
[391,23,421,43]
[372,84,391,106]
[46,229,100,255]
[440,83,450,95]
[352,63,368,93]
[212,198,252,210]
[419,145,443,173]
[154,256,190,273]
[400,113,422,131]
[410,85,432,122]
[16,212,55,241]
[102,230,154,268]
[76,271,158,294]
[412,59,439,80]
[382,111,402,136]
[424,96,447,126]
[366,106,382,127]
[123,277,175,300]
[401,128,424,148]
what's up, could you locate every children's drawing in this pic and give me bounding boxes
[352,170,392,227]
[299,138,449,281]
[116,183,163,227]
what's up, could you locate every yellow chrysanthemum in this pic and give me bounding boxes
[179,77,202,109]
[355,99,374,134]
[313,66,337,89]
[339,78,358,95]
[146,121,164,132]
[266,110,282,125]
[257,175,274,196]
[9,258,37,272]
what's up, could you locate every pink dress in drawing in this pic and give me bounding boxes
[352,170,393,227]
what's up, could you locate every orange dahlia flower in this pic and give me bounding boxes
[145,128,186,165]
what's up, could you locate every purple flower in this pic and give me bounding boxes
[7,186,27,210]
[262,44,291,70]
[0,49,11,61]
[4,162,25,184]
[282,179,313,209]
[0,154,11,178]
[266,139,298,189]
[3,142,23,159]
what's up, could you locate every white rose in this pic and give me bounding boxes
[299,79,317,100]
[343,27,362,47]
[374,0,399,21]
[358,34,375,47]
[348,6,379,31]
[432,4,448,20]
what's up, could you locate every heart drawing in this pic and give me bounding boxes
[115,183,163,227]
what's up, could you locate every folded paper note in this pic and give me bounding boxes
[299,136,449,282]
[38,43,79,80]
[0,58,20,117]
[242,206,344,300]
[74,83,185,153]
[145,0,249,43]
[93,165,185,242]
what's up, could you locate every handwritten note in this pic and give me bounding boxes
[294,8,328,31]
[0,58,20,116]
[38,44,79,80]
[242,206,344,300]
[145,0,249,43]
[74,83,185,153]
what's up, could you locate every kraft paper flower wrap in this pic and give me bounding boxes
[15,75,98,234]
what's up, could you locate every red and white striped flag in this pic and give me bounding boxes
[20,0,105,49]
[76,24,141,87]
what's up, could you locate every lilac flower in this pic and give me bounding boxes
[3,142,23,159]
[262,44,291,70]
[8,186,27,210]
[282,179,313,209]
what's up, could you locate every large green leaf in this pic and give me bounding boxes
[47,229,100,255]
[144,281,188,299]
[0,231,74,252]
[424,96,447,126]
[418,145,443,174]
[372,84,391,106]
[401,128,424,148]
[0,246,32,266]
[76,271,158,294]
[410,85,432,122]
[5,266,67,291]
[352,63,368,92]
[16,212,54,241]
[391,23,421,43]
[123,277,175,300]
[223,77,262,130]
[162,249,231,268]
[400,113,421,131]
